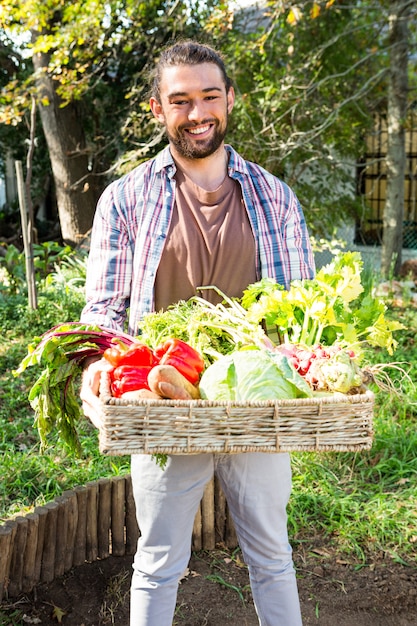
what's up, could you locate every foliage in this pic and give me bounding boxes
[16,322,137,454]
[0,0,223,234]
[2,0,416,243]
[0,240,80,297]
[208,0,417,237]
[242,251,404,353]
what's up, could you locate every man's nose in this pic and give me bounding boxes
[188,100,205,121]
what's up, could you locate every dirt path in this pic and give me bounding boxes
[2,543,416,625]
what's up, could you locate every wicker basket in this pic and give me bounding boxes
[98,375,374,456]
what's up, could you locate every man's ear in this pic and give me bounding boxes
[227,86,235,114]
[150,97,165,123]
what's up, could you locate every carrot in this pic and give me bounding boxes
[148,364,200,399]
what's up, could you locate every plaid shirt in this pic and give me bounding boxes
[81,145,315,335]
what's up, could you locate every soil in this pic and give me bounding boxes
[2,540,417,626]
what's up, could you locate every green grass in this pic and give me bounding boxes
[0,255,416,566]
[289,303,417,563]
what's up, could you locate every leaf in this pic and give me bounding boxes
[269,352,313,397]
[52,605,67,623]
[287,6,302,25]
[310,2,321,19]
[315,251,364,304]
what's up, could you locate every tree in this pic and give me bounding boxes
[2,0,416,262]
[381,0,412,277]
[1,2,105,245]
[209,1,386,236]
[31,43,98,245]
[208,1,417,265]
[0,0,219,245]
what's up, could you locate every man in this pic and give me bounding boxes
[80,40,315,626]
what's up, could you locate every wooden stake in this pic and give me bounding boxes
[111,476,126,557]
[54,495,69,578]
[214,476,227,545]
[225,504,238,549]
[22,512,39,594]
[0,524,16,602]
[8,517,28,596]
[98,479,111,559]
[33,506,48,584]
[86,481,98,562]
[15,160,37,309]
[192,503,202,551]
[41,502,59,584]
[73,486,88,566]
[125,475,139,555]
[201,478,215,550]
[62,490,78,572]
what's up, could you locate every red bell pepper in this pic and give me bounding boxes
[103,341,130,367]
[110,365,153,397]
[104,341,157,368]
[154,338,205,385]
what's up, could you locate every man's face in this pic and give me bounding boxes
[150,63,235,160]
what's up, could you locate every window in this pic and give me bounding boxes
[356,112,417,249]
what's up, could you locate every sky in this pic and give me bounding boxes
[229,0,261,8]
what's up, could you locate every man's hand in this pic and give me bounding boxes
[80,357,113,429]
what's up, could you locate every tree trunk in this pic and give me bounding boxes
[381,0,410,277]
[32,48,99,247]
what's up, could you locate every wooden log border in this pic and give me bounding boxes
[0,475,237,602]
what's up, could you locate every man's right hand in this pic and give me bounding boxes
[80,357,114,429]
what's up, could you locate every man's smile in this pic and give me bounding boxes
[185,123,213,136]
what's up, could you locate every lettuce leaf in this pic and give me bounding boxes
[199,348,312,401]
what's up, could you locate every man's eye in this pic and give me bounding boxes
[172,100,187,105]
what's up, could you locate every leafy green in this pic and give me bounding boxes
[139,294,272,363]
[242,252,404,356]
[26,361,83,454]
[199,348,312,401]
[14,323,136,454]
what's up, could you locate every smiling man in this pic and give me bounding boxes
[80,40,315,625]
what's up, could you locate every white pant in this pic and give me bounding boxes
[130,452,302,626]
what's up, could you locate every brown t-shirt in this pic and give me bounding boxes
[154,167,257,311]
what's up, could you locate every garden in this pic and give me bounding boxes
[0,244,416,624]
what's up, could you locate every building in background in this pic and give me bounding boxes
[356,112,417,252]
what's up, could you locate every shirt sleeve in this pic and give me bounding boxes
[282,189,316,283]
[80,182,133,332]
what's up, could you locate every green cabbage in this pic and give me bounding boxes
[199,348,312,401]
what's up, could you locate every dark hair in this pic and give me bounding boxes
[150,40,233,101]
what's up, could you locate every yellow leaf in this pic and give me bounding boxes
[287,6,302,25]
[310,2,321,19]
[52,605,67,623]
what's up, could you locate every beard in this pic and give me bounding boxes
[165,116,228,160]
